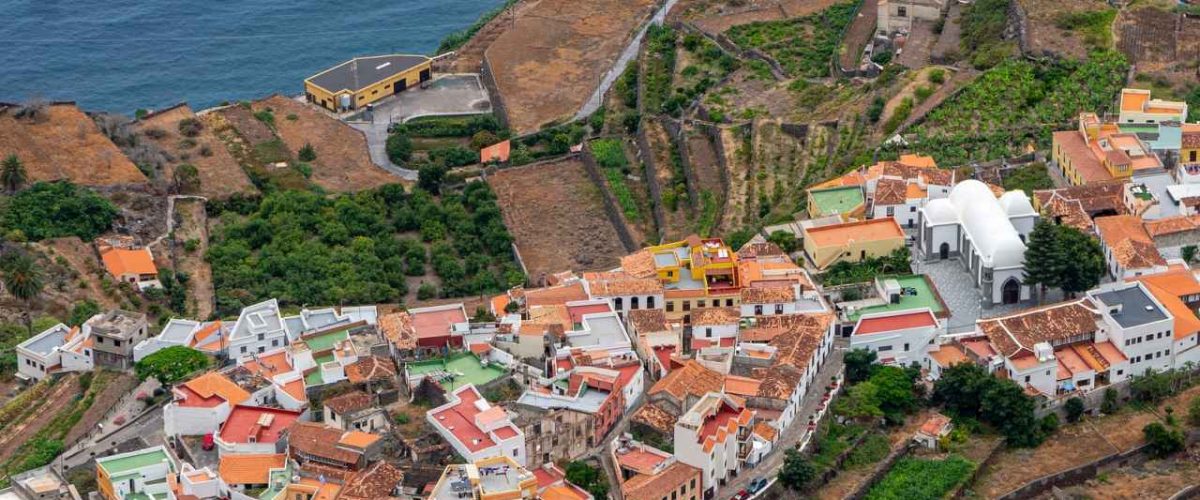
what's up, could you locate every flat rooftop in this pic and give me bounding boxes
[97,447,171,476]
[411,306,468,339]
[847,275,946,322]
[804,218,904,247]
[408,353,505,392]
[1093,285,1168,328]
[307,54,431,93]
[809,186,864,216]
[19,324,70,357]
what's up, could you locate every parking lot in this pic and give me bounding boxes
[353,73,491,126]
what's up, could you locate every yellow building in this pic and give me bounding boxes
[304,54,433,112]
[802,218,905,270]
[429,456,538,499]
[1182,124,1200,182]
[620,235,741,321]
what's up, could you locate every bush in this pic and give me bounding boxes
[1065,397,1085,423]
[1,182,118,241]
[386,134,414,164]
[1143,422,1185,458]
[298,142,317,162]
[928,69,946,85]
[392,114,503,138]
[428,146,479,168]
[134,346,210,384]
[1188,396,1200,427]
[867,96,886,123]
[177,118,203,137]
[253,109,275,128]
[865,455,975,499]
[68,300,100,327]
[470,130,501,151]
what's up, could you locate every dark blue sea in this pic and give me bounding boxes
[0,0,504,114]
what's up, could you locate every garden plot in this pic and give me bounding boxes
[591,138,654,247]
[0,104,146,187]
[251,96,395,192]
[488,158,627,278]
[1019,0,1115,60]
[644,119,693,242]
[681,0,845,34]
[133,105,256,199]
[171,198,214,320]
[725,2,858,78]
[483,0,657,134]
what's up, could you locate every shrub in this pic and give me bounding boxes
[177,118,203,137]
[386,135,414,164]
[1,182,118,241]
[1065,397,1085,423]
[417,283,437,300]
[1142,422,1185,458]
[428,146,479,168]
[928,68,946,85]
[470,130,501,150]
[914,85,935,103]
[135,346,210,384]
[865,455,974,499]
[253,109,275,128]
[298,142,317,162]
[1187,396,1200,427]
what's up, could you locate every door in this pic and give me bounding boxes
[939,242,950,260]
[1002,278,1021,305]
[420,68,432,82]
[394,78,407,94]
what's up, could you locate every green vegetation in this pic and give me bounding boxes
[1022,221,1104,299]
[1142,422,1185,458]
[592,139,641,222]
[1,182,118,241]
[565,461,609,499]
[298,142,317,162]
[387,135,414,165]
[836,364,922,425]
[726,2,858,78]
[905,53,1129,165]
[844,433,891,468]
[207,183,521,315]
[436,0,519,53]
[1129,368,1197,405]
[392,114,504,138]
[822,248,912,286]
[779,449,818,491]
[865,455,975,499]
[934,363,1046,447]
[1055,9,1117,50]
[960,0,1016,68]
[135,346,210,384]
[643,25,679,115]
[1,154,27,193]
[883,97,913,134]
[1002,162,1054,194]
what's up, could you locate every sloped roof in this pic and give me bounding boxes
[623,462,700,499]
[873,178,908,206]
[324,391,373,415]
[648,360,723,401]
[179,372,251,408]
[978,300,1099,358]
[100,247,157,277]
[287,422,364,464]
[630,404,676,434]
[346,356,396,383]
[690,307,740,326]
[626,309,670,334]
[218,454,286,485]
[339,461,404,500]
[378,312,415,350]
[583,271,663,296]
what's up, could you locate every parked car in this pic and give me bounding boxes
[202,433,214,451]
[748,477,769,493]
[731,489,749,500]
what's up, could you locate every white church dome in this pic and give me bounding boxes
[923,198,957,225]
[949,180,996,217]
[999,191,1036,218]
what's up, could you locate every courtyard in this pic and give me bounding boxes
[406,353,506,392]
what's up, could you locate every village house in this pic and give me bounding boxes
[99,245,161,290]
[427,456,538,499]
[807,155,953,228]
[214,405,302,456]
[801,218,906,270]
[625,308,678,380]
[673,393,755,498]
[1117,88,1189,125]
[532,463,593,499]
[515,367,625,448]
[338,461,407,500]
[619,236,743,322]
[1052,111,1168,186]
[163,370,268,436]
[133,318,226,362]
[1094,215,1168,279]
[323,390,389,432]
[1032,182,1126,233]
[286,421,382,472]
[1145,215,1200,261]
[95,446,176,500]
[913,412,953,449]
[849,308,941,366]
[1180,124,1200,183]
[582,271,665,316]
[612,436,702,500]
[877,0,945,34]
[88,310,150,371]
[508,404,594,470]
[216,453,287,495]
[304,54,432,112]
[15,323,93,381]
[1130,266,1200,366]
[427,384,527,466]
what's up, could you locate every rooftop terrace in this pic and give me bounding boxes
[845,275,946,322]
[809,186,864,216]
[407,353,505,392]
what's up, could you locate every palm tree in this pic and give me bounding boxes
[1,154,27,193]
[2,253,44,333]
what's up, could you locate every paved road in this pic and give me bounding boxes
[721,343,847,498]
[573,0,681,121]
[61,409,164,470]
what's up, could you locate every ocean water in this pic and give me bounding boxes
[0,0,503,114]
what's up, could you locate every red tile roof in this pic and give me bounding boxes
[218,406,301,444]
[855,310,937,335]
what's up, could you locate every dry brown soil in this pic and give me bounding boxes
[252,96,397,192]
[645,119,693,242]
[484,0,657,133]
[488,158,626,279]
[1049,449,1200,500]
[64,372,138,446]
[0,104,146,186]
[1019,0,1113,60]
[682,0,843,34]
[33,237,121,315]
[133,105,256,199]
[1117,6,1200,71]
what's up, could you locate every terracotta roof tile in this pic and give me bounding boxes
[626,309,670,334]
[583,271,664,296]
[1182,131,1200,148]
[323,390,372,415]
[339,461,404,500]
[218,454,286,485]
[181,371,251,407]
[752,421,778,441]
[100,247,157,277]
[918,413,952,436]
[737,242,787,260]
[631,404,676,434]
[874,178,908,206]
[525,282,590,307]
[287,422,364,464]
[623,462,700,499]
[1144,215,1200,238]
[648,360,723,401]
[978,300,1099,358]
[345,356,396,384]
[378,312,415,350]
[620,250,658,278]
[690,307,740,326]
[740,285,796,304]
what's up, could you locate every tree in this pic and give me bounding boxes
[982,379,1044,448]
[1142,422,1185,458]
[68,299,100,327]
[836,381,883,422]
[134,346,210,384]
[1055,225,1104,297]
[1101,387,1120,414]
[2,253,44,333]
[1022,220,1061,303]
[173,163,200,194]
[565,461,608,499]
[413,377,447,407]
[845,349,877,384]
[1182,245,1197,264]
[932,363,992,418]
[2,154,27,193]
[870,365,920,422]
[298,142,317,162]
[767,230,799,253]
[1065,397,1085,423]
[470,130,500,150]
[1188,396,1200,427]
[417,283,437,300]
[779,449,817,491]
[418,163,448,194]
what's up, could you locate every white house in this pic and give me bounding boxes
[15,323,93,381]
[228,299,290,358]
[96,446,176,499]
[673,393,755,499]
[427,384,526,465]
[1090,282,1175,376]
[849,308,941,366]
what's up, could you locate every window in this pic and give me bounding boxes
[632,297,640,309]
[682,301,691,311]
[904,343,909,351]
[1025,375,1031,382]
[113,340,121,348]
[878,345,893,352]
[648,296,656,309]
[512,449,519,457]
[241,346,247,354]
[897,5,907,16]
[726,299,734,307]
[257,333,264,341]
[615,297,623,310]
[711,299,719,307]
[886,206,895,216]
[910,206,916,212]
[1117,369,1124,376]
[272,339,279,347]
[667,302,675,312]
[775,304,784,314]
[257,346,265,353]
[705,328,713,338]
[754,305,763,315]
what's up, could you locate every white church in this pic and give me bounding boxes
[916,180,1040,306]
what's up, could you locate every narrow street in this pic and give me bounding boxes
[721,342,847,497]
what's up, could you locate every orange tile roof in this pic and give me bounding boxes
[181,372,251,407]
[753,421,778,441]
[803,218,904,248]
[620,250,658,278]
[1053,131,1112,183]
[723,375,762,397]
[623,462,700,500]
[929,345,969,367]
[690,307,740,326]
[525,282,590,307]
[280,378,307,402]
[1144,215,1200,238]
[1120,89,1149,112]
[345,356,396,383]
[378,312,416,350]
[898,154,938,168]
[338,431,382,449]
[100,247,157,277]
[1130,270,1200,339]
[583,271,664,296]
[979,300,1099,358]
[648,360,723,401]
[918,413,952,436]
[218,454,286,485]
[480,139,511,163]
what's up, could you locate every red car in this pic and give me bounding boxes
[731,489,749,500]
[202,433,214,451]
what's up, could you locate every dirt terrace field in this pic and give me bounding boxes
[1020,0,1113,60]
[134,105,256,199]
[252,96,396,192]
[484,0,657,134]
[0,104,146,186]
[678,0,842,34]
[32,237,120,317]
[173,198,214,319]
[488,158,626,278]
[1117,7,1200,69]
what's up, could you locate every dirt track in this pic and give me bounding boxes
[484,0,657,133]
[488,158,626,278]
[172,199,214,320]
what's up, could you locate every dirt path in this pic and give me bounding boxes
[172,198,214,320]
